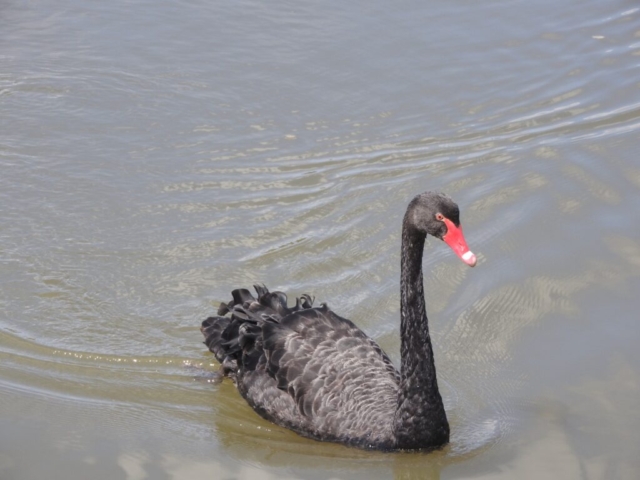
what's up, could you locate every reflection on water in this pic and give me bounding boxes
[2,0,640,478]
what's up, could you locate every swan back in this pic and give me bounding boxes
[202,286,400,448]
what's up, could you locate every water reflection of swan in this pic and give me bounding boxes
[201,192,476,451]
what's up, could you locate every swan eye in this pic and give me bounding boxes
[435,213,444,221]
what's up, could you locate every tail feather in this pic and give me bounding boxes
[201,316,233,362]
[201,284,315,378]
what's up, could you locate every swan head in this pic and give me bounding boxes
[407,192,477,267]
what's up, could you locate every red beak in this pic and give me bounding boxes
[442,218,477,267]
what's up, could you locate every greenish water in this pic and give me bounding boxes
[1,0,639,478]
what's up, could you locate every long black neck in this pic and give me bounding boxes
[393,216,449,449]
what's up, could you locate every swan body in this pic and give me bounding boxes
[201,192,476,450]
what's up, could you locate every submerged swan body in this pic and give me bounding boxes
[201,192,476,450]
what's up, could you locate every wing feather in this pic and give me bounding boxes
[202,285,399,447]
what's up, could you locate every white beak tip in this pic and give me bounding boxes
[461,251,477,267]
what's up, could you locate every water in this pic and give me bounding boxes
[1,0,640,478]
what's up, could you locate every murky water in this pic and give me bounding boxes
[2,0,640,478]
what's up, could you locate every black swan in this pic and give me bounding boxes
[201,192,476,450]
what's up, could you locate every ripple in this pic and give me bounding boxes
[2,0,640,477]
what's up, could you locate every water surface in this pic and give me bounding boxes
[1,0,640,479]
